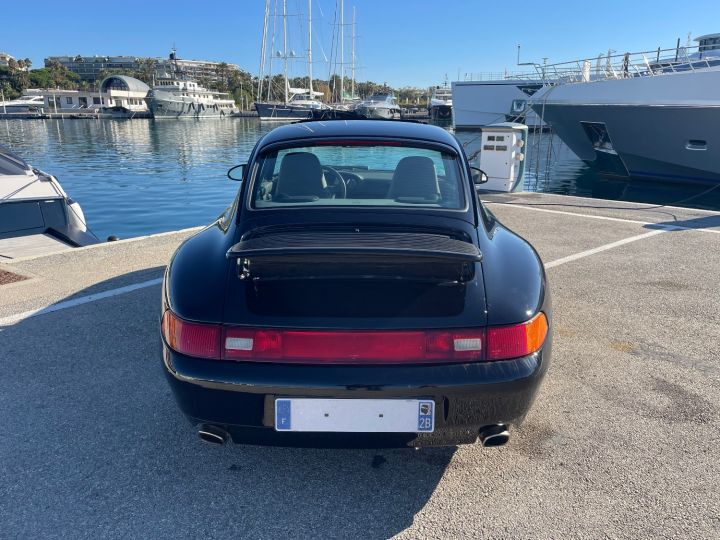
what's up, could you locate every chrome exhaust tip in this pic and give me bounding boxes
[479,424,510,447]
[197,424,230,445]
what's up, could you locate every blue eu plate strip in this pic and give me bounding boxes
[417,400,434,432]
[276,399,292,430]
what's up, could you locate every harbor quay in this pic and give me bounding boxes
[1,192,718,538]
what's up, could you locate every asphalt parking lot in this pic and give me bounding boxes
[1,193,719,539]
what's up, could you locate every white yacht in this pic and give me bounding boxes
[146,77,237,118]
[452,79,548,129]
[0,94,45,113]
[531,34,720,184]
[354,93,402,120]
[0,146,97,258]
[146,50,238,119]
[428,82,452,120]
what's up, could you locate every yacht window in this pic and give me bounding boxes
[66,97,73,104]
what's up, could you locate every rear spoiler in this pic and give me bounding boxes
[227,231,481,282]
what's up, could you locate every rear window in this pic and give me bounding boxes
[250,142,465,209]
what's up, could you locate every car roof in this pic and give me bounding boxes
[257,120,461,150]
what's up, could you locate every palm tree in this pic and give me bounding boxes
[215,62,229,90]
[23,58,32,70]
[136,58,157,85]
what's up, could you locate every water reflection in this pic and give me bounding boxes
[2,119,718,240]
[1,118,274,239]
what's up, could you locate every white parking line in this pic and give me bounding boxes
[544,229,668,269]
[486,202,720,234]
[0,277,162,327]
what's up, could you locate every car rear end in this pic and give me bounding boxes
[160,128,551,447]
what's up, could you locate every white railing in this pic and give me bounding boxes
[461,45,720,85]
[527,44,720,84]
[461,71,539,82]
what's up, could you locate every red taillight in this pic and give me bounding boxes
[161,310,221,359]
[161,311,548,364]
[223,328,484,363]
[486,312,548,361]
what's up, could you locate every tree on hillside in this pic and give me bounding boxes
[0,78,19,100]
[214,62,229,91]
[7,58,19,75]
[28,68,54,88]
[136,58,157,85]
[46,59,79,89]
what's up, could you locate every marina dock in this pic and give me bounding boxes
[1,192,718,538]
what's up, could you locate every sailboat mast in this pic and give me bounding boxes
[267,0,278,101]
[308,0,313,97]
[257,0,270,101]
[351,6,355,99]
[283,0,288,104]
[340,0,344,101]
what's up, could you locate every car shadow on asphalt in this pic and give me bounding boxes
[644,213,720,232]
[0,269,456,539]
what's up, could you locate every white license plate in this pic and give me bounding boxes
[274,398,435,433]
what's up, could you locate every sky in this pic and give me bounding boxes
[3,0,720,87]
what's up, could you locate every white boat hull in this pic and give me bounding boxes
[147,92,235,118]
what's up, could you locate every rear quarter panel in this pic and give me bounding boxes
[163,220,234,323]
[478,216,550,327]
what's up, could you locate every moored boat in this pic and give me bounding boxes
[428,82,452,120]
[255,91,329,121]
[146,50,238,119]
[354,93,402,120]
[0,94,45,113]
[531,36,720,184]
[0,146,98,258]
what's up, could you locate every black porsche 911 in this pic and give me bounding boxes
[160,120,551,448]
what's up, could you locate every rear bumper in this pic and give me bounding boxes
[161,339,551,447]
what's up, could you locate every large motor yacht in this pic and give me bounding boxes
[146,77,237,118]
[0,146,98,259]
[146,50,238,119]
[530,34,720,184]
[428,82,453,120]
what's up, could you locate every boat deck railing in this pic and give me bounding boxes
[461,71,541,82]
[527,44,720,84]
[461,44,720,85]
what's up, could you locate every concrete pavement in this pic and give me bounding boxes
[1,193,718,539]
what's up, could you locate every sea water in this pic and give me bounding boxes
[2,118,718,239]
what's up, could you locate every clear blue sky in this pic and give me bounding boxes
[3,0,719,87]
